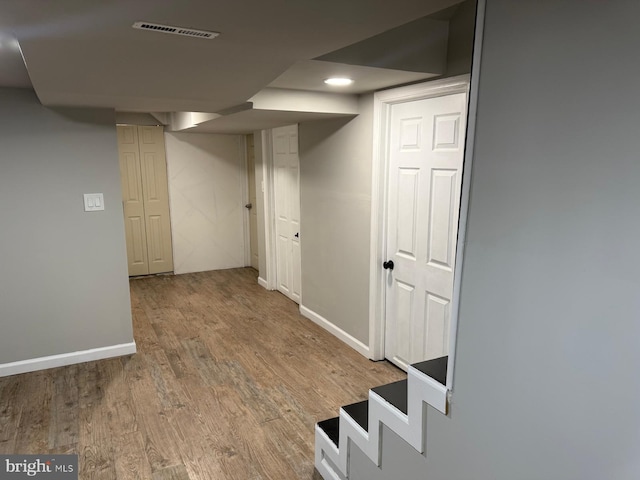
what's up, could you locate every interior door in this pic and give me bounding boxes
[385,92,467,370]
[117,125,173,276]
[118,126,150,276]
[246,134,259,270]
[273,124,301,303]
[137,126,174,275]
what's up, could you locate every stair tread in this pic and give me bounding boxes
[317,417,340,447]
[342,400,369,432]
[371,379,408,415]
[411,355,448,385]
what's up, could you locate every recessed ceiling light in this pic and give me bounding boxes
[324,77,353,86]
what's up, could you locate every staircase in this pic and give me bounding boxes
[315,356,448,479]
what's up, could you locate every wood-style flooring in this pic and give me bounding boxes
[0,268,404,479]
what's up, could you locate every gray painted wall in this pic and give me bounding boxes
[349,0,640,478]
[0,88,134,364]
[298,96,373,344]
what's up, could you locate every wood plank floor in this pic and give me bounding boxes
[0,268,404,479]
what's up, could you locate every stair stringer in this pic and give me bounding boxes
[315,365,448,479]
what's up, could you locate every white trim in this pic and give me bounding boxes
[241,134,251,267]
[315,426,342,480]
[300,305,370,358]
[0,342,137,378]
[315,355,450,477]
[446,0,486,390]
[257,276,270,290]
[369,74,472,381]
[408,365,448,415]
[368,91,388,361]
[261,129,278,290]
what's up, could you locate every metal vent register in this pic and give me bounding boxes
[132,22,219,39]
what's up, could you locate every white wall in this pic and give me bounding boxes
[0,88,133,365]
[298,95,374,345]
[164,132,246,274]
[349,0,640,478]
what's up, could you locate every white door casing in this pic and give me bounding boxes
[384,92,467,371]
[246,134,259,270]
[272,125,302,303]
[137,126,174,275]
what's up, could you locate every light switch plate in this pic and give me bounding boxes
[84,193,105,212]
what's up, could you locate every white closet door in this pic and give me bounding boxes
[273,124,301,303]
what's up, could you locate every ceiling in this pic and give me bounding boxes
[0,0,460,129]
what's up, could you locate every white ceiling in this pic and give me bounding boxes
[268,60,438,94]
[0,0,463,114]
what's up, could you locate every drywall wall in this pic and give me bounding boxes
[165,132,246,274]
[298,94,374,345]
[349,0,640,478]
[115,112,161,126]
[0,88,133,365]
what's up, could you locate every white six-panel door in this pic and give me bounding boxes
[273,125,301,303]
[385,93,467,370]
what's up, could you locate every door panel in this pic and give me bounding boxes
[137,126,174,275]
[424,293,450,359]
[273,125,301,304]
[428,169,457,268]
[117,125,173,277]
[385,92,467,370]
[118,126,149,276]
[393,280,415,367]
[127,216,148,268]
[396,168,420,258]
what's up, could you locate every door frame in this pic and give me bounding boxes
[261,128,279,290]
[368,73,479,388]
[242,134,252,267]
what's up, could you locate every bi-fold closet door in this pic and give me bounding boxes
[117,125,174,276]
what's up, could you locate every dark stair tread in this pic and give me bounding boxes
[342,400,369,432]
[411,356,448,385]
[371,379,408,415]
[317,417,340,447]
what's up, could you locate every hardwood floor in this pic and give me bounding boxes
[0,268,404,479]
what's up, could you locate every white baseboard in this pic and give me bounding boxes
[300,305,370,358]
[0,342,137,378]
[257,276,269,289]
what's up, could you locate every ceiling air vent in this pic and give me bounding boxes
[132,22,220,39]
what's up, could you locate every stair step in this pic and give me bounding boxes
[411,355,448,385]
[371,379,408,415]
[342,400,369,432]
[317,416,340,447]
